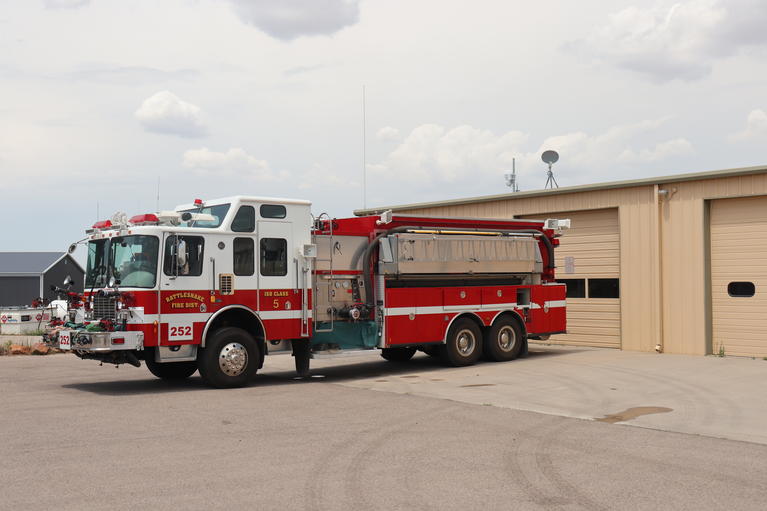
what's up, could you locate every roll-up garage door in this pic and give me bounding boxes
[520,208,621,348]
[710,196,767,357]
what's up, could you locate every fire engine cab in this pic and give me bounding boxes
[57,196,568,388]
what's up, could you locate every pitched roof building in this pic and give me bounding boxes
[0,252,84,307]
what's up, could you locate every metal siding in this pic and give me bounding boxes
[399,171,767,355]
[710,196,767,358]
[42,255,85,303]
[401,187,660,353]
[0,276,40,307]
[521,209,621,348]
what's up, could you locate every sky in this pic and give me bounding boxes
[2,0,767,255]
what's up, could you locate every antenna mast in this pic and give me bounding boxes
[504,157,520,192]
[362,84,367,209]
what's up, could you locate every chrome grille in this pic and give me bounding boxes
[92,295,117,320]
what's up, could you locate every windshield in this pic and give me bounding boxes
[108,235,160,288]
[179,203,230,228]
[85,239,108,288]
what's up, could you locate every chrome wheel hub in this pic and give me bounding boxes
[498,326,516,352]
[218,342,248,376]
[456,329,476,356]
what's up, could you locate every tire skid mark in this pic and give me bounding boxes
[535,421,609,511]
[305,400,448,511]
[504,414,608,510]
[343,402,453,511]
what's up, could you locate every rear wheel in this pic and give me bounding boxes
[485,316,523,361]
[145,356,197,380]
[381,347,416,362]
[198,327,259,388]
[292,339,311,377]
[441,318,482,366]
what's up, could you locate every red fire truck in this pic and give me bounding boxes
[57,196,568,387]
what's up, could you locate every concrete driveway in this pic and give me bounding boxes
[302,345,767,445]
[1,346,766,510]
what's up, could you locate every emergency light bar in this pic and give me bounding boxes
[129,214,160,225]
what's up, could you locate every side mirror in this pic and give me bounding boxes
[68,243,77,254]
[176,239,188,268]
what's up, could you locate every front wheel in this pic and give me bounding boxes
[145,356,198,380]
[441,318,482,366]
[381,347,416,362]
[198,327,259,388]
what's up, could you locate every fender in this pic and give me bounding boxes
[201,305,266,348]
[490,309,528,337]
[442,312,485,343]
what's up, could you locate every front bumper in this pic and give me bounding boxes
[60,330,144,352]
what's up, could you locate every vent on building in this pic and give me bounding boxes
[219,274,233,295]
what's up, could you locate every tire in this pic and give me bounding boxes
[292,339,311,377]
[485,315,523,362]
[380,347,416,362]
[420,345,441,358]
[198,327,259,388]
[441,318,482,366]
[145,356,198,380]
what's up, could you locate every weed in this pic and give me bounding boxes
[716,342,726,357]
[0,340,12,356]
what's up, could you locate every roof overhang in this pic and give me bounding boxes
[354,164,767,215]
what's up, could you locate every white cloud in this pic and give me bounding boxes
[574,0,767,81]
[368,124,528,183]
[296,163,356,190]
[182,147,289,182]
[135,91,207,138]
[226,0,360,41]
[730,109,767,141]
[618,138,694,163]
[376,126,400,142]
[369,119,693,187]
[43,0,89,9]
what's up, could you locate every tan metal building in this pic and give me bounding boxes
[356,165,767,357]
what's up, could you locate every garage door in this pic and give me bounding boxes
[710,196,767,357]
[520,208,621,348]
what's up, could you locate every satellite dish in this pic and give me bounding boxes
[541,150,560,189]
[542,150,559,165]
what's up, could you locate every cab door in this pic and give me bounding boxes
[257,220,298,339]
[159,232,209,345]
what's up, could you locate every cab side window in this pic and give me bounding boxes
[164,236,204,276]
[231,205,255,232]
[233,238,254,276]
[260,238,287,276]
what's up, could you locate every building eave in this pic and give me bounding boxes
[354,164,767,215]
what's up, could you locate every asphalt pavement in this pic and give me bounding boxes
[1,348,766,510]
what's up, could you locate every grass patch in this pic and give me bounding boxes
[715,342,726,357]
[0,340,12,356]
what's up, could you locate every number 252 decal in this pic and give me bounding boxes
[170,326,192,337]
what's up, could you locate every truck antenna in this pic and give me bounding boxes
[362,84,367,210]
